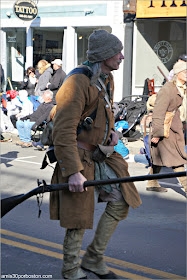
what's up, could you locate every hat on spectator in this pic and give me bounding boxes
[173,60,187,75]
[51,59,62,66]
[87,29,123,63]
[178,54,187,62]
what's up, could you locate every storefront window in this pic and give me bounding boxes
[138,19,185,69]
[76,26,111,65]
[33,28,64,67]
[6,28,26,87]
[135,19,186,86]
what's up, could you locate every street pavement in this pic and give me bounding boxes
[1,132,186,280]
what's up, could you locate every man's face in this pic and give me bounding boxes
[43,92,51,102]
[101,52,124,73]
[53,63,59,70]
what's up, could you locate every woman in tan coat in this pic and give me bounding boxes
[146,60,187,193]
[50,30,142,279]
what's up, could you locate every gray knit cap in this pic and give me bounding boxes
[87,30,123,63]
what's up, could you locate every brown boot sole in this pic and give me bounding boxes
[21,142,33,148]
[146,187,168,192]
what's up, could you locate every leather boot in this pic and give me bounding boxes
[173,166,187,194]
[146,166,168,192]
[81,201,129,278]
[62,229,87,279]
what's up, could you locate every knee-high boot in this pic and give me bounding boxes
[62,228,87,279]
[173,166,187,194]
[146,165,167,192]
[81,201,129,277]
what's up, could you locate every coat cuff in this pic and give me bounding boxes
[152,127,164,137]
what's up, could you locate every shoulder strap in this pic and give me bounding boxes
[65,66,102,121]
[64,67,93,82]
[64,66,103,135]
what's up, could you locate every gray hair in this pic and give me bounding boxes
[90,62,102,85]
[44,89,53,99]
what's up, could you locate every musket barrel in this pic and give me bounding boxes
[1,171,186,218]
[47,171,186,190]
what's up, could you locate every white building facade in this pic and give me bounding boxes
[1,0,133,102]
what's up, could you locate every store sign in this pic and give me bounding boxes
[13,0,38,21]
[136,0,187,18]
[154,41,173,64]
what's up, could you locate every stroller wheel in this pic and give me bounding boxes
[121,137,128,145]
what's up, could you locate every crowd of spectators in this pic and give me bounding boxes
[0,58,66,147]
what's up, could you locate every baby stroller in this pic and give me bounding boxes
[113,95,148,142]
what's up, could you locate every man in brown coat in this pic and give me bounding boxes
[146,60,187,193]
[50,30,142,279]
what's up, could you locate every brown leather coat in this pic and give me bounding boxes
[50,70,142,229]
[150,82,187,167]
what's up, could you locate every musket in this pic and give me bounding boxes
[157,66,168,82]
[1,171,186,218]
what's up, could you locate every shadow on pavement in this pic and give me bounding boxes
[0,151,19,167]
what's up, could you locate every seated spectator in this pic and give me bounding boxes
[134,147,151,167]
[20,67,37,96]
[6,91,21,118]
[2,91,21,133]
[30,60,53,111]
[16,90,54,148]
[10,90,33,128]
[46,59,66,104]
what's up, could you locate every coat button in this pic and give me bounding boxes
[61,167,65,171]
[59,160,63,163]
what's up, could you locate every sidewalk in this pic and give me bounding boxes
[1,131,144,154]
[1,130,40,144]
[126,138,143,155]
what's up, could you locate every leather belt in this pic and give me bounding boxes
[77,140,96,151]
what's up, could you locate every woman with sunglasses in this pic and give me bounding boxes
[20,66,37,96]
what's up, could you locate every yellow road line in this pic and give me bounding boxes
[1,229,185,279]
[1,238,150,280]
[102,256,185,280]
[1,229,62,250]
[1,237,63,259]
